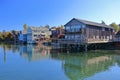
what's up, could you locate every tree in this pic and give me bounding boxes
[119,24,120,31]
[110,23,119,32]
[11,30,16,35]
[60,25,64,29]
[0,31,14,42]
[101,20,106,24]
[45,25,50,28]
[0,32,3,41]
[23,23,27,29]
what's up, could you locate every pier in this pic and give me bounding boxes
[57,38,114,52]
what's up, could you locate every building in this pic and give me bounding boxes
[19,29,27,43]
[51,27,65,42]
[27,26,51,44]
[115,31,120,42]
[59,18,115,44]
[114,31,120,48]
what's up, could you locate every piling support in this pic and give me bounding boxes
[85,44,88,52]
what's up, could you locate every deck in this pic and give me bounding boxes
[58,39,113,45]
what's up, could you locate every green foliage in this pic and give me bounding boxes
[23,23,27,29]
[60,25,64,29]
[101,20,106,24]
[11,30,19,36]
[0,32,14,42]
[11,30,16,35]
[58,25,64,29]
[0,32,3,41]
[110,22,119,32]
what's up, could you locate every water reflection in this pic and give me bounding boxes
[51,50,120,80]
[0,44,18,62]
[1,44,120,80]
[3,45,6,62]
[19,45,51,61]
[0,44,51,62]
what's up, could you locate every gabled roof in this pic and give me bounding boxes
[65,18,114,29]
[28,26,49,31]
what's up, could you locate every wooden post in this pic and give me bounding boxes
[85,44,88,52]
[3,45,6,62]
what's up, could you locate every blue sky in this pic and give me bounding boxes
[0,0,120,31]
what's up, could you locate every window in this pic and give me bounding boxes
[110,35,112,39]
[82,24,85,28]
[71,35,74,39]
[66,26,71,32]
[96,36,99,39]
[93,36,95,39]
[65,35,67,39]
[112,29,115,32]
[102,28,105,31]
[107,36,109,40]
[41,31,45,33]
[71,26,74,32]
[75,25,80,32]
[34,35,37,37]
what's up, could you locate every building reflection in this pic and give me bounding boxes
[0,43,20,62]
[1,43,120,79]
[0,43,19,53]
[51,50,120,80]
[19,45,51,61]
[0,43,51,62]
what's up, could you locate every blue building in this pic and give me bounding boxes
[19,29,27,43]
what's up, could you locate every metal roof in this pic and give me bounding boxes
[65,18,114,29]
[28,26,50,31]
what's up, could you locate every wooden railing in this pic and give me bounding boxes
[58,38,113,44]
[88,39,113,43]
[58,39,87,45]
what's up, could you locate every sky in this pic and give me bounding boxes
[0,0,120,31]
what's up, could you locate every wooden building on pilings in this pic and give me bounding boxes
[58,18,115,51]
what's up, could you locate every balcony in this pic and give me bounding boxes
[64,29,84,34]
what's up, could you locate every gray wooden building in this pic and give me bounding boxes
[59,18,115,45]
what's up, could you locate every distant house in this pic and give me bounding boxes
[19,29,27,43]
[51,27,65,42]
[114,31,120,49]
[59,18,115,44]
[27,26,51,44]
[115,31,120,42]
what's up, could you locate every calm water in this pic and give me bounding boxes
[0,44,120,80]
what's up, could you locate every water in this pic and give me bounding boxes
[0,44,120,80]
